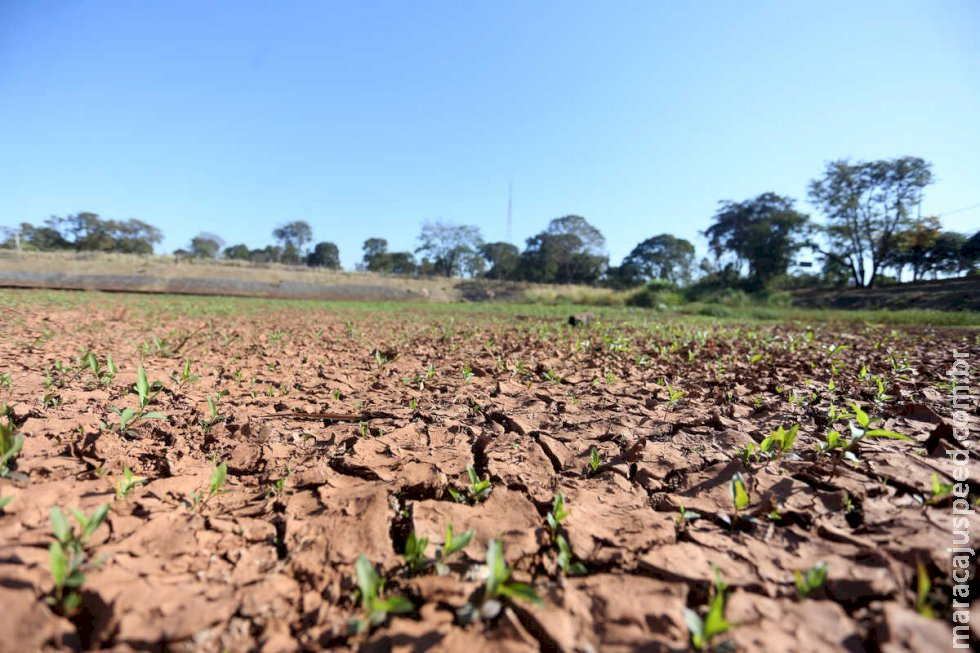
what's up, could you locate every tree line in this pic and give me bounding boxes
[3,156,978,289]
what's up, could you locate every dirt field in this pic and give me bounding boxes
[0,290,976,652]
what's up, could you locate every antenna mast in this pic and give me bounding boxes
[506,182,513,244]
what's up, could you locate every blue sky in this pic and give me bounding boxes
[1,1,977,269]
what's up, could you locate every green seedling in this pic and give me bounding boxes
[265,472,290,499]
[683,565,732,651]
[794,561,828,598]
[758,424,800,461]
[915,559,936,618]
[0,494,13,512]
[818,402,910,464]
[729,472,750,520]
[402,531,429,575]
[171,359,201,387]
[349,554,413,636]
[587,447,602,476]
[926,473,955,505]
[436,523,474,575]
[676,503,701,524]
[115,466,148,499]
[107,365,165,434]
[200,393,227,433]
[448,466,491,504]
[80,351,117,388]
[461,363,475,382]
[458,538,542,623]
[0,418,24,477]
[665,384,685,408]
[546,493,586,575]
[208,462,228,497]
[47,504,109,615]
[187,462,229,510]
[402,523,474,576]
[0,372,12,392]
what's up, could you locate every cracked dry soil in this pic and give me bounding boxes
[0,291,976,652]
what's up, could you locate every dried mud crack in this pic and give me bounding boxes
[0,291,976,652]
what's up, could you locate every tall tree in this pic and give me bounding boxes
[189,233,224,259]
[415,221,483,277]
[223,243,251,260]
[519,216,608,284]
[479,242,520,280]
[307,241,341,269]
[272,221,313,255]
[622,234,695,285]
[703,193,811,287]
[808,157,933,287]
[362,238,389,271]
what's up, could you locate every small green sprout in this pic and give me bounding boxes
[80,351,117,388]
[926,473,955,505]
[665,384,685,408]
[171,359,201,388]
[759,424,799,460]
[115,466,148,499]
[546,493,586,576]
[587,447,602,476]
[47,505,109,615]
[448,465,492,504]
[676,503,701,524]
[458,538,542,623]
[729,472,750,519]
[402,531,429,575]
[818,403,910,465]
[107,365,165,434]
[794,561,828,598]
[0,417,24,477]
[403,523,474,576]
[209,462,228,497]
[0,493,13,512]
[265,473,289,499]
[200,393,227,433]
[349,555,413,636]
[915,559,936,618]
[436,523,474,575]
[187,462,229,511]
[683,565,732,651]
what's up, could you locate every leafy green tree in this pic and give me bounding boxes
[189,233,224,259]
[518,216,608,285]
[479,242,520,280]
[362,238,390,271]
[623,234,695,285]
[386,251,418,275]
[39,213,162,254]
[272,221,313,256]
[703,193,811,287]
[2,222,70,251]
[415,222,483,277]
[808,157,933,287]
[223,243,251,260]
[361,238,416,274]
[307,241,341,269]
[250,245,282,264]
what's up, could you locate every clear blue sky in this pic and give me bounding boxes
[1,1,978,269]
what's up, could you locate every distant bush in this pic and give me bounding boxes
[625,282,683,309]
[764,290,794,308]
[523,286,628,306]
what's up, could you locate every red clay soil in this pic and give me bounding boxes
[0,293,976,652]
